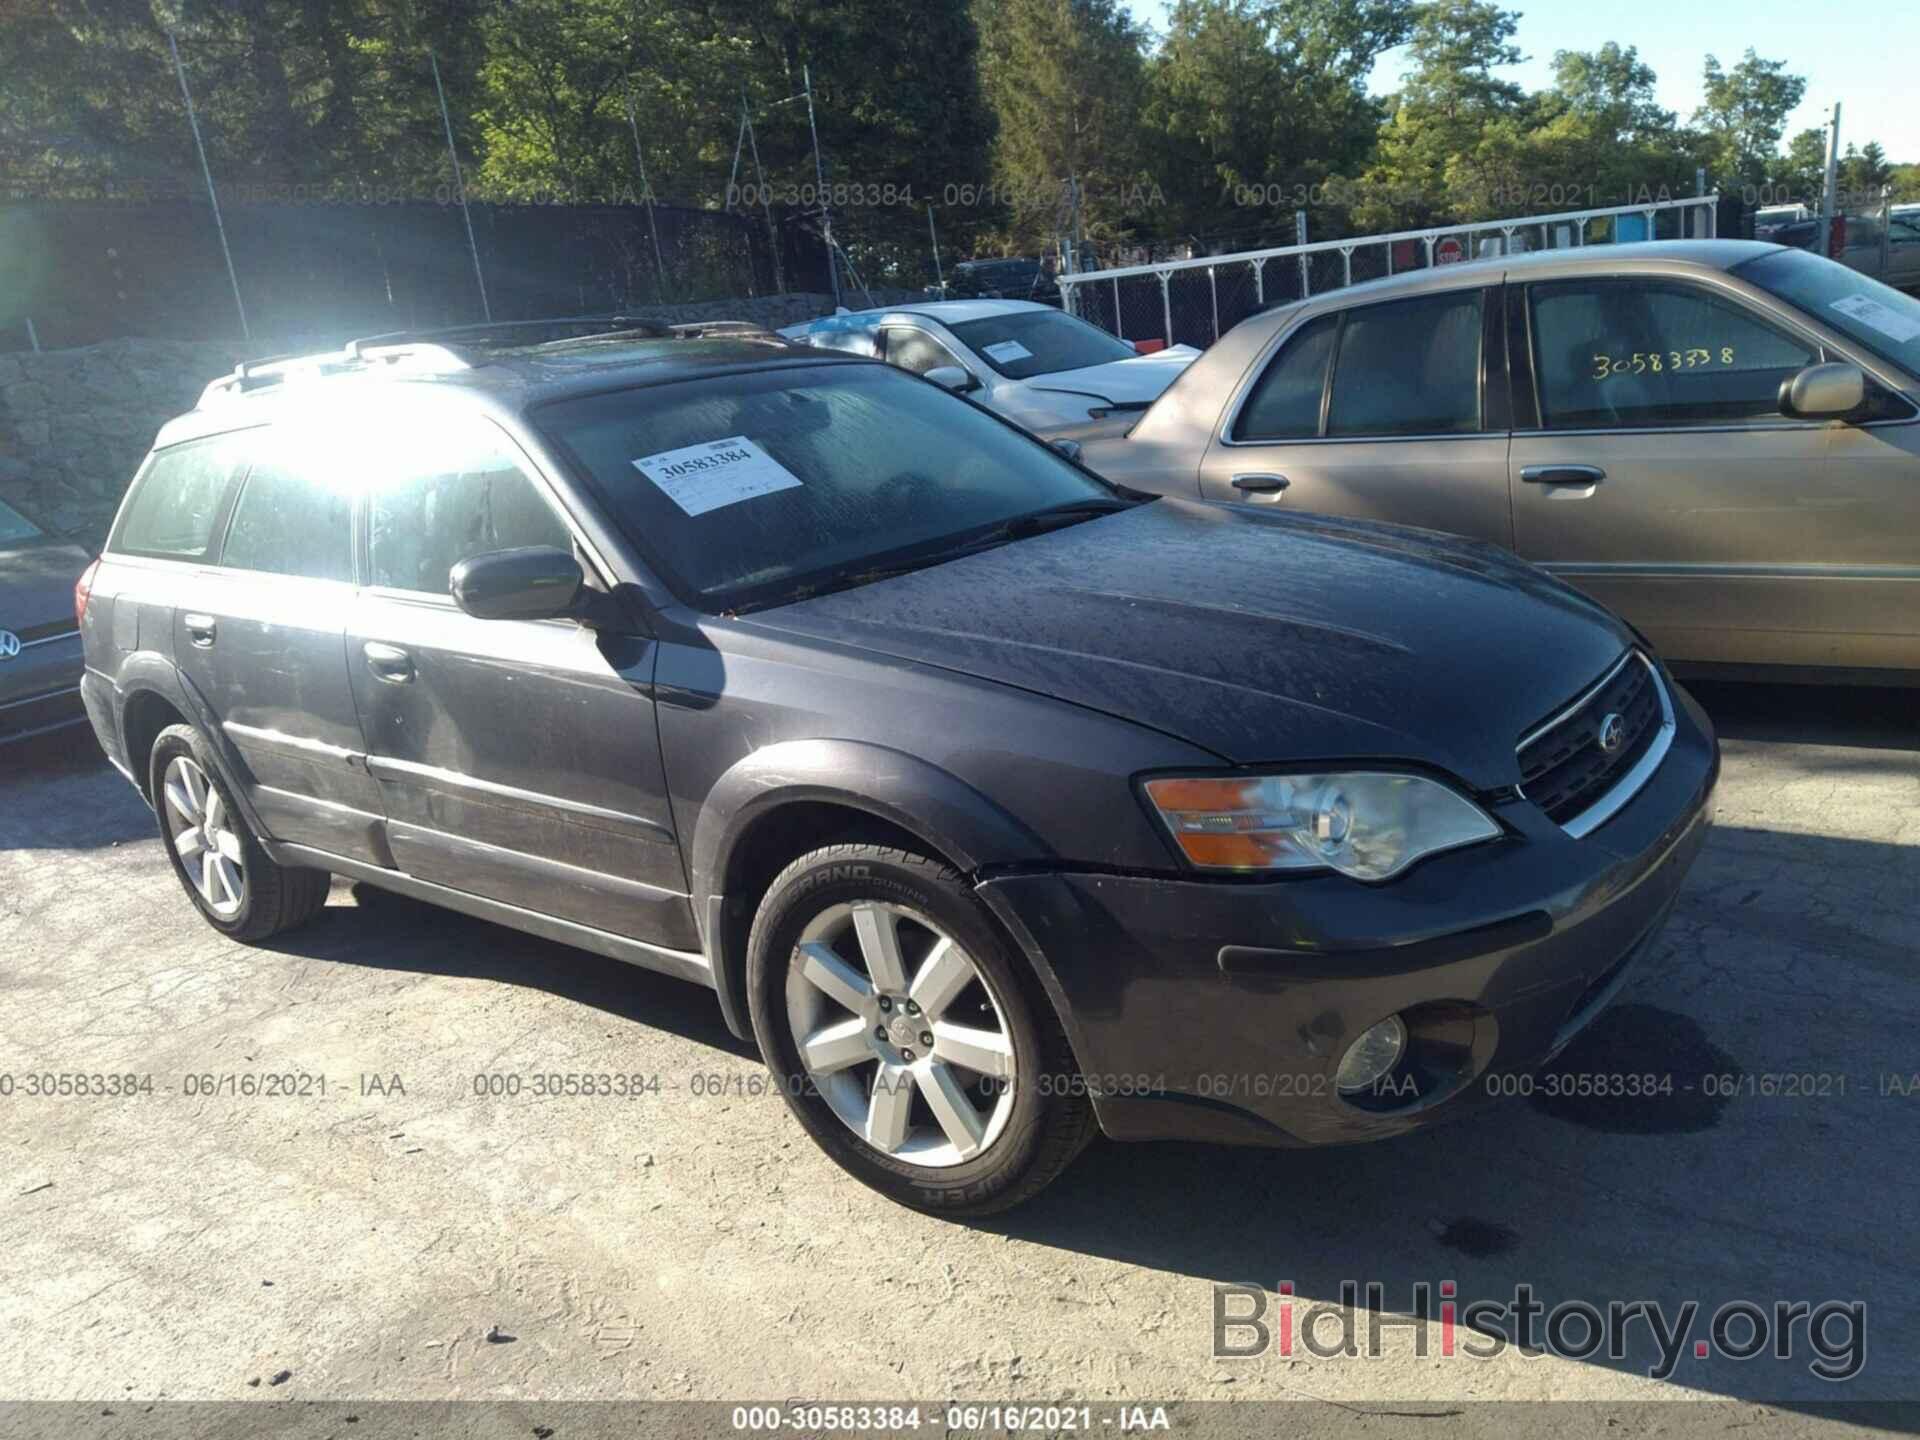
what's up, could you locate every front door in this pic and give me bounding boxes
[1508,274,1881,668]
[346,416,697,951]
[1197,286,1514,546]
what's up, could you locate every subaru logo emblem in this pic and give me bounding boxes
[0,629,20,661]
[1597,712,1626,753]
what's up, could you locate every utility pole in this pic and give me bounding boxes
[430,47,489,322]
[802,64,841,308]
[626,94,671,303]
[168,30,250,341]
[926,203,944,295]
[742,98,784,294]
[1821,102,1843,256]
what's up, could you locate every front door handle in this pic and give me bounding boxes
[363,641,415,684]
[1231,472,1290,495]
[183,613,216,648]
[1520,464,1606,485]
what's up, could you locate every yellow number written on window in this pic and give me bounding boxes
[1589,346,1730,381]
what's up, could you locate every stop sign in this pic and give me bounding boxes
[1434,236,1465,266]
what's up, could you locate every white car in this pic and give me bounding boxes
[779,300,1200,434]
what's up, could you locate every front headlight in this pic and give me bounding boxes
[1142,771,1501,881]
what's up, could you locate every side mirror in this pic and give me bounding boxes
[450,546,584,622]
[1778,361,1866,420]
[924,365,979,394]
[1048,438,1083,463]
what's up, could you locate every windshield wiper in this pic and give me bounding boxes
[966,498,1135,545]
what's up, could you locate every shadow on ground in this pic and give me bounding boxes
[264,880,757,1062]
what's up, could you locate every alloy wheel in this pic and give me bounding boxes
[785,901,1017,1167]
[162,755,246,919]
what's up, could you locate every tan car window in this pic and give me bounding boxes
[1530,280,1817,430]
[1234,314,1337,440]
[1326,290,1484,437]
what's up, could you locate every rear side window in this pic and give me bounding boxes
[1326,290,1484,437]
[1529,280,1819,429]
[110,434,248,561]
[1234,314,1337,440]
[369,429,573,595]
[218,442,354,583]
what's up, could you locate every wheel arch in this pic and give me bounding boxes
[113,657,273,845]
[689,740,1054,1041]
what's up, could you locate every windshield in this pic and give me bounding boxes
[0,497,47,546]
[537,363,1119,612]
[949,310,1137,380]
[1735,248,1920,378]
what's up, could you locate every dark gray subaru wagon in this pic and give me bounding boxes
[79,321,1718,1214]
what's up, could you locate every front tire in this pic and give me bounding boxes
[746,843,1094,1216]
[148,724,331,942]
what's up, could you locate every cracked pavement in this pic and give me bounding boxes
[1,681,1915,1416]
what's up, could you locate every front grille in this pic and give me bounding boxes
[1517,653,1665,828]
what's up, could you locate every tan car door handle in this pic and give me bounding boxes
[1231,473,1290,495]
[1519,464,1606,485]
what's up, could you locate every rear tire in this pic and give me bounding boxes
[746,842,1094,1216]
[148,724,331,942]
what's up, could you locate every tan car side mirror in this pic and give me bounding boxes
[1778,361,1866,420]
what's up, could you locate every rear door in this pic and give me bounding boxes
[171,417,388,863]
[1196,285,1514,546]
[1508,274,1850,667]
[346,410,695,951]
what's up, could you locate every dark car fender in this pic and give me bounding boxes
[689,738,1072,1044]
[112,654,275,848]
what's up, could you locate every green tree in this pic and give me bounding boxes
[1693,48,1806,189]
[973,0,1150,251]
[1771,126,1830,208]
[1357,0,1527,226]
[1142,0,1408,241]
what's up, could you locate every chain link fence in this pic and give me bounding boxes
[1062,197,1721,348]
[0,199,834,352]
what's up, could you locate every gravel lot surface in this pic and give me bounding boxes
[2,682,1915,1422]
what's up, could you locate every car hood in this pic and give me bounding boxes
[1022,346,1201,406]
[0,541,90,636]
[742,499,1634,791]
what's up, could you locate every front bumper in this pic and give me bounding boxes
[977,681,1720,1147]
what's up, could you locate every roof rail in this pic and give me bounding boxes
[194,314,781,408]
[196,340,470,408]
[348,315,675,351]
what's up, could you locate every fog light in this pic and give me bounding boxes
[1335,1015,1407,1093]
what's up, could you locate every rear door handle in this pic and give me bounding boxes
[183,613,216,648]
[363,641,415,684]
[1231,472,1290,495]
[1520,464,1606,485]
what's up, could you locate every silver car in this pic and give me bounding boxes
[0,493,90,742]
[1077,240,1920,681]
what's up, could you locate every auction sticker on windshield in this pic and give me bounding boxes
[982,340,1034,364]
[632,436,803,517]
[1829,294,1920,343]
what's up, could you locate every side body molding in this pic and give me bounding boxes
[688,738,1054,1039]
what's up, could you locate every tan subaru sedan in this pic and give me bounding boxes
[1074,240,1920,682]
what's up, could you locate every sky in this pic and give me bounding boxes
[1122,0,1919,167]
